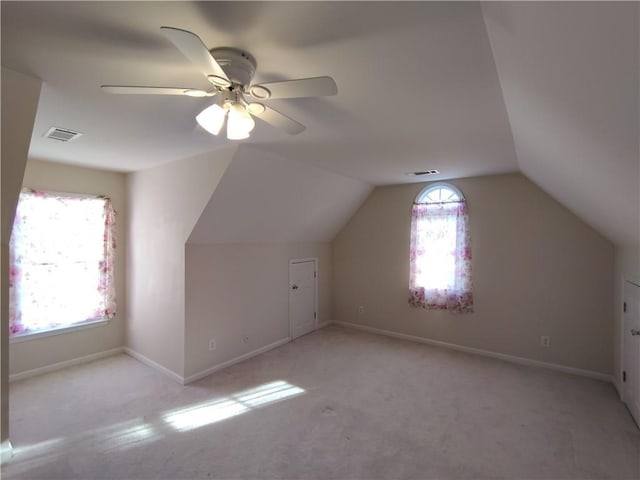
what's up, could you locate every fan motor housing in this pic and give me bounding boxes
[211,47,257,87]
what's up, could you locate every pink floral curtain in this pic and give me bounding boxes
[9,189,116,336]
[408,200,473,313]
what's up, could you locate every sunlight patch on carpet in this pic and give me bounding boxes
[162,380,305,432]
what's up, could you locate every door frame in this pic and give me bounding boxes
[288,257,318,340]
[621,278,640,425]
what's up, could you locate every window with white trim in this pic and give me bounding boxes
[408,183,474,313]
[9,189,117,337]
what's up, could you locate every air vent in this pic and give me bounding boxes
[406,169,439,176]
[43,127,83,142]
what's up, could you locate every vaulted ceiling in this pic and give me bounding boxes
[483,2,639,249]
[1,2,638,248]
[188,145,372,244]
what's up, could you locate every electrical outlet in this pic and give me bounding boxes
[243,336,249,344]
[357,306,365,314]
[208,339,216,351]
[541,336,550,348]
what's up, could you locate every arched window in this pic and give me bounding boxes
[409,183,473,313]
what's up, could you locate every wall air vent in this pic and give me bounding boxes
[406,170,439,176]
[43,127,83,142]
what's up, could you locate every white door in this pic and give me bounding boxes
[623,280,640,427]
[289,259,317,339]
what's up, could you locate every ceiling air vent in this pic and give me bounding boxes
[43,127,83,142]
[406,169,439,176]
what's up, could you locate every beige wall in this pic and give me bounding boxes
[333,173,614,374]
[9,160,126,375]
[184,243,331,379]
[126,149,235,377]
[1,67,42,451]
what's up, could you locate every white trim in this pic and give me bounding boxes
[1,440,13,464]
[318,320,333,329]
[9,347,123,382]
[123,347,184,385]
[613,378,622,399]
[416,182,464,203]
[21,186,106,200]
[627,279,640,288]
[335,321,614,384]
[10,319,110,344]
[617,274,628,401]
[289,257,319,340]
[183,337,291,385]
[289,257,318,265]
[620,279,640,407]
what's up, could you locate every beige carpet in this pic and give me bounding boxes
[3,325,639,479]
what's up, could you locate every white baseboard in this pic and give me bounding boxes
[317,320,333,329]
[123,347,184,385]
[9,347,124,383]
[0,440,13,464]
[335,321,614,384]
[183,337,291,385]
[613,377,623,399]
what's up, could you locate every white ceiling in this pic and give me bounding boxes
[1,2,638,248]
[1,1,517,181]
[482,2,639,249]
[188,145,372,244]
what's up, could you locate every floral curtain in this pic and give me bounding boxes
[408,199,473,313]
[9,189,117,336]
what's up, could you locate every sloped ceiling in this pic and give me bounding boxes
[482,2,639,249]
[188,145,372,244]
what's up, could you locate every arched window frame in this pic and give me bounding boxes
[415,183,464,204]
[409,182,474,313]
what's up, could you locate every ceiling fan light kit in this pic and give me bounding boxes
[101,26,337,140]
[196,103,226,136]
[195,89,257,139]
[227,103,255,139]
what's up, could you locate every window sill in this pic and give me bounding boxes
[10,319,110,344]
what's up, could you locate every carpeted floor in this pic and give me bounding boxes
[3,325,639,479]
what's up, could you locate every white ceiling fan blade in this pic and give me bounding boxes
[101,86,211,96]
[160,27,231,87]
[249,76,337,100]
[252,105,306,135]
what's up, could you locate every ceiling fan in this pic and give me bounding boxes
[101,27,338,140]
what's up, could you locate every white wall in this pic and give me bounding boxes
[126,149,235,377]
[333,173,615,375]
[9,159,126,375]
[185,243,331,379]
[1,67,42,452]
[184,146,369,380]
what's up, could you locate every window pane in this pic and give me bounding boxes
[414,215,457,289]
[417,185,460,204]
[9,190,115,335]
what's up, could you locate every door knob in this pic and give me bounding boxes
[291,284,299,290]
[632,329,640,336]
